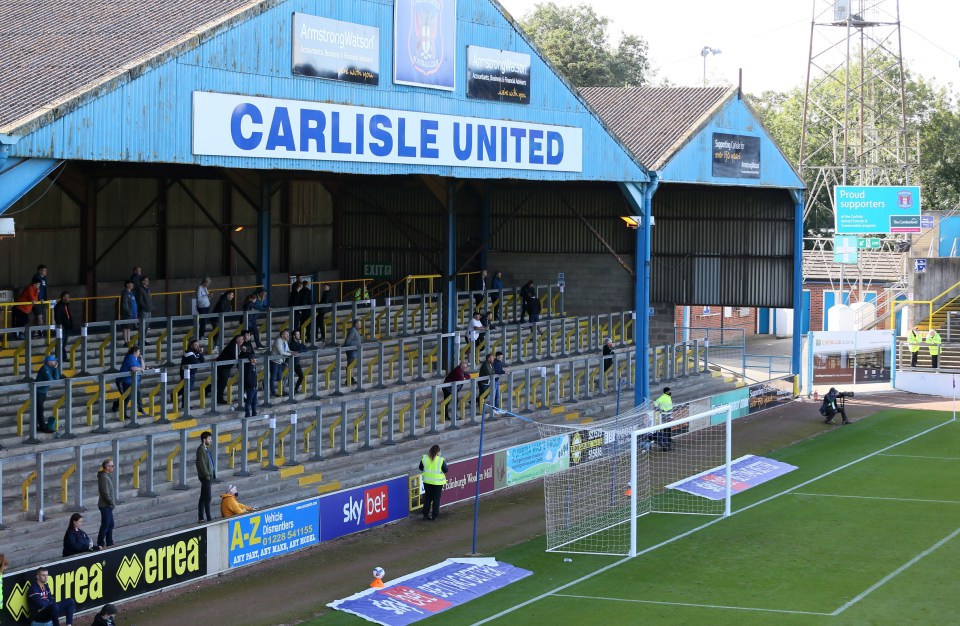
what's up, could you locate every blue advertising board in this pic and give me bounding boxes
[834,186,921,234]
[319,476,410,541]
[394,0,457,90]
[227,498,320,568]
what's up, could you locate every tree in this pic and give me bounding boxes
[520,3,651,88]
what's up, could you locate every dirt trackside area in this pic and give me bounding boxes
[121,392,951,626]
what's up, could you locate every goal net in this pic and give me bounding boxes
[538,403,733,556]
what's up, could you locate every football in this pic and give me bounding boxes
[372,566,385,579]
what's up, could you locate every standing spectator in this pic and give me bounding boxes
[603,338,615,374]
[926,328,942,369]
[490,271,503,321]
[243,354,260,417]
[62,513,102,557]
[906,326,922,367]
[111,345,144,414]
[419,444,448,521]
[289,329,307,393]
[29,567,76,626]
[211,289,235,343]
[474,269,487,312]
[35,354,61,434]
[53,291,74,362]
[242,292,265,350]
[119,279,138,347]
[220,484,256,518]
[467,311,488,351]
[31,264,49,328]
[442,361,470,421]
[136,276,153,325]
[317,283,334,342]
[288,278,304,332]
[295,279,313,337]
[519,280,535,323]
[196,277,212,339]
[91,604,118,626]
[271,329,293,396]
[343,319,363,385]
[196,431,216,523]
[129,265,142,289]
[97,458,116,548]
[179,339,204,403]
[493,351,506,408]
[215,334,244,404]
[478,353,495,409]
[13,279,41,336]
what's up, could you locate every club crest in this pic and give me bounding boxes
[407,0,445,76]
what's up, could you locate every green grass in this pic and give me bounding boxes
[310,409,960,625]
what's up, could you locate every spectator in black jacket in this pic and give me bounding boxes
[215,335,244,404]
[317,283,334,342]
[119,279,137,346]
[295,280,313,337]
[31,264,49,328]
[53,291,74,362]
[179,339,205,404]
[63,513,102,557]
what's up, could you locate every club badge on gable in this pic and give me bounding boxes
[394,0,456,90]
[321,476,408,540]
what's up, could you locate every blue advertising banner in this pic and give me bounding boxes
[709,388,749,423]
[834,186,922,234]
[666,455,798,500]
[319,476,410,541]
[466,46,531,104]
[292,14,379,85]
[504,434,569,486]
[394,0,456,90]
[227,499,319,568]
[328,558,532,625]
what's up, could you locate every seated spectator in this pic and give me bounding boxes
[29,567,75,626]
[112,345,145,414]
[220,484,256,518]
[62,513,102,557]
[91,603,118,626]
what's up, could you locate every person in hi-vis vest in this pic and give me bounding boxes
[907,327,923,367]
[419,444,449,521]
[653,387,674,451]
[926,328,942,369]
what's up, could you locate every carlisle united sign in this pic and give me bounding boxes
[192,91,582,172]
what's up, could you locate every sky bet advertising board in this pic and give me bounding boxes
[1,528,205,625]
[192,91,582,172]
[227,498,320,568]
[319,476,409,541]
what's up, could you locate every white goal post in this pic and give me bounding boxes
[539,404,734,557]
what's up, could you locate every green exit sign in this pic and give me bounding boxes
[363,263,393,279]
[857,237,882,249]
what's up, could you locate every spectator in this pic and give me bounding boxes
[926,328,942,369]
[179,339,204,403]
[442,361,470,421]
[492,351,506,408]
[97,459,116,547]
[196,431,216,523]
[474,269,487,312]
[118,279,138,347]
[289,329,307,393]
[603,338,615,373]
[129,266,142,292]
[418,444,448,521]
[62,513,102,557]
[136,276,153,325]
[519,280,535,323]
[271,329,293,396]
[91,604,118,626]
[467,311,487,348]
[35,354,61,434]
[295,279,313,337]
[242,293,265,350]
[242,355,259,417]
[29,567,75,626]
[239,328,257,359]
[478,353,495,409]
[343,319,363,385]
[111,345,145,415]
[288,278,304,309]
[53,291,74,361]
[211,289,235,344]
[527,289,543,333]
[196,277,212,339]
[31,264,49,328]
[215,334,244,404]
[13,279,41,336]
[490,271,503,321]
[220,484,256,518]
[317,283,334,342]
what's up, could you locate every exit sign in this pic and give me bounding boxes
[363,263,393,279]
[857,237,882,249]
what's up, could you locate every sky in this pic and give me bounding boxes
[497,0,960,94]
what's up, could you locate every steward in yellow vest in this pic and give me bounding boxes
[419,444,448,521]
[907,327,923,367]
[926,329,942,369]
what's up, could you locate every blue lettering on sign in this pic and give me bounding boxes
[478,125,496,162]
[369,115,393,157]
[528,129,544,165]
[546,132,564,165]
[420,119,439,159]
[231,103,263,151]
[331,112,352,154]
[266,107,295,151]
[300,109,326,153]
[510,127,526,162]
[397,118,417,157]
[453,123,472,161]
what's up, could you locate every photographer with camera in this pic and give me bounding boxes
[820,387,851,425]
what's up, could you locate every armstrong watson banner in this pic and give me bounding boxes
[466,46,531,104]
[192,91,582,172]
[292,13,379,85]
[0,528,205,625]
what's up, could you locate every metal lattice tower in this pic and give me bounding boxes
[799,0,918,229]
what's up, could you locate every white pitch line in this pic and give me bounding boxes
[792,492,960,505]
[469,416,957,626]
[876,453,960,461]
[831,526,960,615]
[552,593,831,616]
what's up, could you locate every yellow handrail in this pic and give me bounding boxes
[166,444,181,482]
[22,470,37,511]
[132,451,148,489]
[61,464,76,503]
[16,399,31,437]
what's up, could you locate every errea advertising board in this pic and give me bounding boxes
[834,186,921,234]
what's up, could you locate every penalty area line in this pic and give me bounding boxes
[468,416,956,626]
[792,492,960,505]
[552,593,831,616]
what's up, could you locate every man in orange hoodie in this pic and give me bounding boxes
[220,484,256,518]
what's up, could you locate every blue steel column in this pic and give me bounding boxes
[620,179,655,407]
[789,189,805,385]
[258,179,272,293]
[479,184,490,272]
[443,180,457,369]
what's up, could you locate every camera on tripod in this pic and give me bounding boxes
[836,391,854,399]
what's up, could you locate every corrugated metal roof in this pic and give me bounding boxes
[0,0,270,135]
[579,86,732,170]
